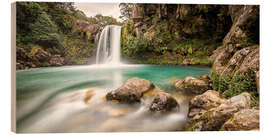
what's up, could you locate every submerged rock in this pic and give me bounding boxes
[149,92,178,112]
[221,109,259,131]
[175,76,210,94]
[106,77,155,103]
[84,90,95,104]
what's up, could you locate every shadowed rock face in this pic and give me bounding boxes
[210,5,259,95]
[223,5,259,46]
[16,47,65,70]
[131,4,232,39]
[106,77,155,103]
[72,20,100,40]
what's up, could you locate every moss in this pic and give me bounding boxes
[193,58,214,66]
[38,62,49,67]
[185,119,198,131]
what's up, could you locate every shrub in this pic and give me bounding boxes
[211,69,259,107]
[30,12,62,48]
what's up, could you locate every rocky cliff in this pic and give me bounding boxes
[122,4,259,98]
[122,4,233,65]
[122,4,259,68]
[122,4,260,126]
[210,5,259,99]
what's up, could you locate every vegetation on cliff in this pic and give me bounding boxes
[120,4,233,66]
[120,4,259,107]
[16,2,122,69]
[15,2,260,131]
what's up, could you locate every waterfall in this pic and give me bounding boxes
[96,25,122,65]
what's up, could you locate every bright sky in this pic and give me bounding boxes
[74,3,122,21]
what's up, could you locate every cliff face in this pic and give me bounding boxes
[122,4,260,130]
[122,4,259,99]
[132,4,231,40]
[122,4,233,65]
[211,5,260,98]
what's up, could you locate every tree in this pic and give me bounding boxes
[88,14,122,29]
[119,3,134,21]
[30,12,61,48]
[16,2,43,36]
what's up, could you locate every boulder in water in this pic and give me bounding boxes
[106,77,155,103]
[175,76,210,94]
[149,92,179,113]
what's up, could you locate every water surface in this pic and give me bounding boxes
[16,64,210,133]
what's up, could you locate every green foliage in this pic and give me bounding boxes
[122,21,175,56]
[16,2,123,66]
[30,12,62,48]
[39,2,76,33]
[193,58,214,66]
[88,14,123,29]
[224,71,257,97]
[119,3,134,21]
[188,46,193,54]
[121,18,218,67]
[16,2,43,34]
[62,36,94,65]
[211,70,259,107]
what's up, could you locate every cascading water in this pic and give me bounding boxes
[96,25,122,65]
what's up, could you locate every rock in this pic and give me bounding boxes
[106,77,155,103]
[149,92,178,112]
[221,109,259,131]
[223,5,259,46]
[182,58,195,65]
[211,45,259,98]
[84,90,95,104]
[72,20,100,40]
[16,46,66,70]
[210,45,225,59]
[237,46,259,74]
[16,63,25,70]
[256,71,260,94]
[212,44,235,74]
[49,55,65,66]
[189,90,228,111]
[174,79,183,89]
[16,47,37,70]
[175,76,210,94]
[221,45,258,76]
[199,74,210,81]
[188,90,228,118]
[33,47,51,62]
[135,22,143,27]
[228,92,251,109]
[186,91,252,131]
